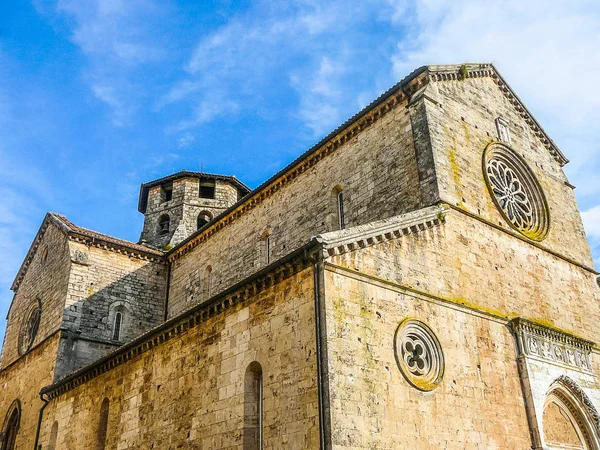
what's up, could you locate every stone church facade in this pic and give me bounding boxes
[0,63,599,449]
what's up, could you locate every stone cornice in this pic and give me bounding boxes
[510,318,594,373]
[39,242,317,400]
[67,233,163,263]
[314,206,445,258]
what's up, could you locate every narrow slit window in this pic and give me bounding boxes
[337,191,345,230]
[97,398,109,450]
[244,362,263,450]
[203,266,212,300]
[265,236,271,265]
[112,312,122,341]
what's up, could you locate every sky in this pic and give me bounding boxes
[0,0,598,341]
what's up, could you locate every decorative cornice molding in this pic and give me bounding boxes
[67,234,163,263]
[315,206,445,258]
[510,318,594,373]
[40,243,316,400]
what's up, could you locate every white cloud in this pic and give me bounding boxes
[389,0,600,205]
[54,0,167,125]
[177,132,195,148]
[290,56,346,136]
[582,205,600,241]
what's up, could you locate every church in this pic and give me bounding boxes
[1,63,599,449]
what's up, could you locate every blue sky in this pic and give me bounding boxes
[0,0,599,341]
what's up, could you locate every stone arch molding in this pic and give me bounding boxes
[543,376,600,450]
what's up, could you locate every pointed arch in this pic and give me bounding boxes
[1,399,21,450]
[543,376,600,450]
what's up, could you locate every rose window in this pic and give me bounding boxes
[483,143,550,241]
[394,319,444,391]
[18,302,41,355]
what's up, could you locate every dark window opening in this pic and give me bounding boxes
[158,215,170,235]
[161,182,173,202]
[199,179,216,199]
[244,362,263,450]
[97,398,109,450]
[112,312,123,341]
[197,213,212,230]
[337,191,345,230]
[1,402,20,450]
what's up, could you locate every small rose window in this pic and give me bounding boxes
[394,319,444,391]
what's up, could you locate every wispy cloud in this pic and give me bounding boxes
[54,0,168,126]
[163,1,396,136]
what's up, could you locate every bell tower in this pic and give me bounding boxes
[138,171,250,249]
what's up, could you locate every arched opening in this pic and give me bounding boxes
[97,398,110,450]
[543,377,600,450]
[244,362,263,450]
[203,265,212,300]
[158,214,170,235]
[330,185,345,230]
[1,400,21,450]
[259,230,271,266]
[197,212,213,230]
[47,421,59,450]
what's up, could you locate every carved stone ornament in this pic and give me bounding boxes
[394,319,444,391]
[554,375,600,437]
[511,318,594,373]
[483,142,550,241]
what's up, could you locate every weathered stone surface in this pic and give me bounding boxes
[0,63,599,450]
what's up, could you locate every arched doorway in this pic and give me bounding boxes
[543,377,600,450]
[1,400,21,450]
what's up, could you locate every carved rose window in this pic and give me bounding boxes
[18,301,41,355]
[394,319,444,391]
[483,143,550,241]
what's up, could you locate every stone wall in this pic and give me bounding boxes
[140,177,241,248]
[0,222,70,368]
[37,267,319,450]
[56,241,167,377]
[323,264,533,448]
[168,100,421,318]
[0,334,60,450]
[327,208,600,343]
[423,76,593,268]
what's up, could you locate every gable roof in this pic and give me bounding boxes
[168,63,568,260]
[137,170,252,213]
[11,213,163,292]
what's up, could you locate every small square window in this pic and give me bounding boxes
[199,179,216,199]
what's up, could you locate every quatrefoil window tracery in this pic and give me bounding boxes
[395,319,444,391]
